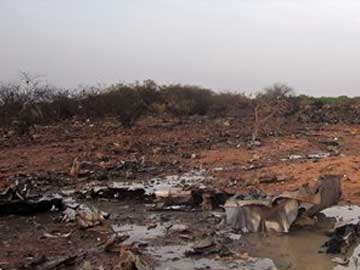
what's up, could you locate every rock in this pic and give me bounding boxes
[258,175,278,184]
[102,234,130,252]
[76,206,109,229]
[186,238,232,257]
[193,238,214,250]
[80,260,94,270]
[118,245,154,270]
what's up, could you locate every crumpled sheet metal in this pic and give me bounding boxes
[276,175,341,216]
[323,220,360,254]
[225,175,342,233]
[225,198,299,233]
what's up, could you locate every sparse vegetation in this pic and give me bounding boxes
[1,77,359,138]
[159,84,213,117]
[251,83,296,142]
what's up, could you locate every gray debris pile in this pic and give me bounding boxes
[72,170,231,211]
[322,205,360,256]
[323,219,360,254]
[77,182,148,201]
[0,180,64,216]
[61,198,110,229]
[225,175,342,233]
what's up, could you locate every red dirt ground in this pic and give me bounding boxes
[1,116,360,269]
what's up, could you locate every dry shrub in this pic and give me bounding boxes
[160,84,213,116]
[251,83,296,141]
[2,77,360,135]
[134,80,161,113]
[209,92,251,117]
[0,81,57,133]
[104,84,146,128]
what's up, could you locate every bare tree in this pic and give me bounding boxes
[14,72,47,135]
[251,83,294,143]
[19,71,45,97]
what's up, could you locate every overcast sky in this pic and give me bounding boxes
[1,0,360,96]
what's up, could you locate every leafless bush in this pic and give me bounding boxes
[0,79,51,133]
[3,77,360,135]
[134,80,161,113]
[77,86,109,119]
[295,95,360,124]
[251,83,295,142]
[160,84,213,116]
[0,73,80,133]
[209,92,251,117]
[104,84,146,128]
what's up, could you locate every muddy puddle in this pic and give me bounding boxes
[243,229,332,270]
[86,198,360,270]
[147,249,276,270]
[110,218,245,269]
[87,199,277,270]
[5,170,360,270]
[111,223,166,244]
[241,205,360,270]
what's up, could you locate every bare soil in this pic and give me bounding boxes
[1,116,359,269]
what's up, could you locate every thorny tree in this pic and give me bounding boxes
[251,83,295,142]
[14,72,47,134]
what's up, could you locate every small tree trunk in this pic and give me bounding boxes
[252,105,260,142]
